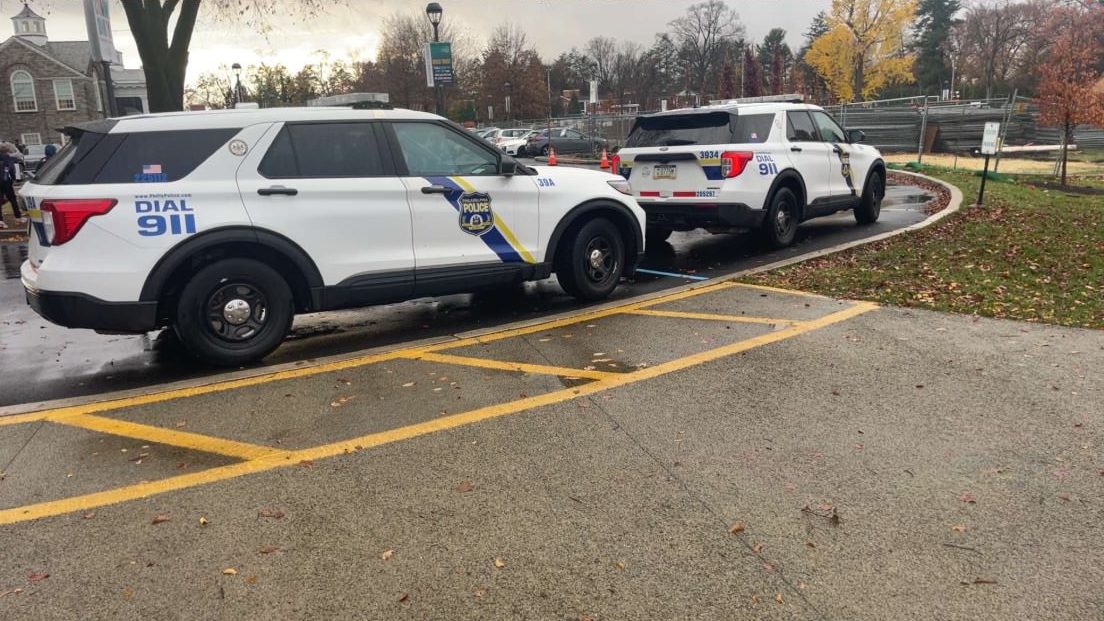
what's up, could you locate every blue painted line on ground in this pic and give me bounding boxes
[635,268,709,281]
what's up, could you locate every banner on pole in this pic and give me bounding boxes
[83,0,118,65]
[425,42,454,87]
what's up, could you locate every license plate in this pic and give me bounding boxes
[653,165,677,180]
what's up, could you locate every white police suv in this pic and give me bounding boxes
[19,107,644,365]
[614,102,885,248]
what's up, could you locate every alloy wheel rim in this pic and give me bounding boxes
[206,282,269,342]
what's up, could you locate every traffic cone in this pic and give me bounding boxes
[548,147,558,166]
[599,148,610,169]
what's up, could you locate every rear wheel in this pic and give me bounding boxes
[173,258,294,366]
[556,217,625,301]
[760,187,799,248]
[855,170,884,224]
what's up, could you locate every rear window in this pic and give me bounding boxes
[33,128,238,185]
[625,112,774,148]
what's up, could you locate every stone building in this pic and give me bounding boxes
[0,3,148,148]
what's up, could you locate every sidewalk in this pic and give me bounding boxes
[1,281,1101,619]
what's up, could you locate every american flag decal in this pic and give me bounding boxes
[143,164,162,174]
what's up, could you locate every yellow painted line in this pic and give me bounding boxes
[625,308,801,326]
[57,415,287,461]
[429,281,739,351]
[0,281,738,429]
[0,301,876,526]
[408,351,615,381]
[728,281,833,300]
[0,349,405,428]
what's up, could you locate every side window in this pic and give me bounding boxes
[566,129,584,139]
[260,122,386,178]
[392,122,499,176]
[812,111,847,143]
[93,129,238,183]
[787,111,819,142]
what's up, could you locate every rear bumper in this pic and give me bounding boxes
[26,287,158,333]
[639,202,765,230]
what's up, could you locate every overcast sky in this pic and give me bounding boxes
[4,0,830,82]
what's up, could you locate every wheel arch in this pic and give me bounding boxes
[139,226,324,322]
[546,199,643,276]
[762,169,808,221]
[864,158,887,198]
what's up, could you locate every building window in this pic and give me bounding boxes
[22,133,42,146]
[54,79,76,110]
[11,70,36,112]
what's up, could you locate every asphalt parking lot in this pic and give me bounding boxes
[2,279,1102,619]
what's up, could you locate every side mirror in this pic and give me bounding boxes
[848,129,866,144]
[499,158,518,176]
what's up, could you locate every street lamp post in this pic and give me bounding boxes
[425,3,445,117]
[504,80,512,122]
[232,62,243,107]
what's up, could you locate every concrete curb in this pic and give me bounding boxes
[0,174,962,417]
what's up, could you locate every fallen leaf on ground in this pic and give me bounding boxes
[122,587,134,600]
[0,588,23,598]
[775,592,784,604]
[728,522,746,534]
[259,545,280,555]
[151,513,171,525]
[83,512,96,520]
[494,558,505,568]
[27,573,49,583]
[473,587,486,598]
[456,480,475,493]
[398,592,409,603]
[199,517,209,526]
[959,493,977,504]
[330,397,352,407]
[1058,492,1071,501]
[380,549,394,561]
[244,575,257,584]
[952,524,967,532]
[401,382,415,388]
[752,543,764,554]
[222,568,238,576]
[615,561,625,571]
[258,508,285,519]
[298,460,314,468]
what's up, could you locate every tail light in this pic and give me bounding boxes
[40,198,117,245]
[720,151,755,178]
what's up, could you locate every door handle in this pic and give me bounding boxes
[832,145,843,154]
[421,185,451,195]
[790,146,803,153]
[258,186,298,196]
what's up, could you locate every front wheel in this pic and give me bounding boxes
[760,187,799,248]
[173,258,294,366]
[855,170,883,225]
[556,217,625,301]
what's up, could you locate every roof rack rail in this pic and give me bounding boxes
[712,94,805,105]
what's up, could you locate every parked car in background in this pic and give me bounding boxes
[526,128,609,156]
[499,129,538,156]
[475,127,501,142]
[20,144,50,177]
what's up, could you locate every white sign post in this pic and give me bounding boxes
[978,122,1000,205]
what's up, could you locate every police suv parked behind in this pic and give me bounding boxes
[20,108,644,365]
[614,101,885,248]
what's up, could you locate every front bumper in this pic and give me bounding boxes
[640,202,766,230]
[26,287,158,333]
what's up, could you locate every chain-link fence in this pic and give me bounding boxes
[477,95,1104,157]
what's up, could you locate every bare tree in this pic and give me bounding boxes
[669,0,746,98]
[585,36,618,95]
[956,0,1038,99]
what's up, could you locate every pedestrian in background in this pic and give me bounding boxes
[38,143,58,171]
[0,143,25,229]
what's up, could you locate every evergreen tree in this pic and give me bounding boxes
[913,0,962,93]
[742,46,762,98]
[720,58,736,99]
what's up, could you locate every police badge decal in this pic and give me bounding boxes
[459,192,495,236]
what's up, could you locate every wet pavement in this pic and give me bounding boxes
[0,181,932,409]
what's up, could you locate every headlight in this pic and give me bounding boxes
[607,179,632,195]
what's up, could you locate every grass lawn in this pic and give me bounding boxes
[745,168,1104,329]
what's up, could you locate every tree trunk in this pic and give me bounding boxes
[120,0,200,113]
[1061,119,1071,187]
[852,54,865,103]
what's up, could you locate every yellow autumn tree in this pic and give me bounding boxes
[806,0,918,102]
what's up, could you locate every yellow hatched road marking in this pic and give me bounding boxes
[0,301,876,526]
[727,281,833,300]
[625,308,801,326]
[408,351,616,381]
[58,415,287,461]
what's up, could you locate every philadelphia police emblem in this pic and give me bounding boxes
[459,192,494,236]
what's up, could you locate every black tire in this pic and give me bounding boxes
[516,146,527,157]
[760,187,800,248]
[173,258,294,366]
[646,226,673,244]
[855,169,884,225]
[555,217,625,301]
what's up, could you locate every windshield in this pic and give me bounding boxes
[625,112,774,147]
